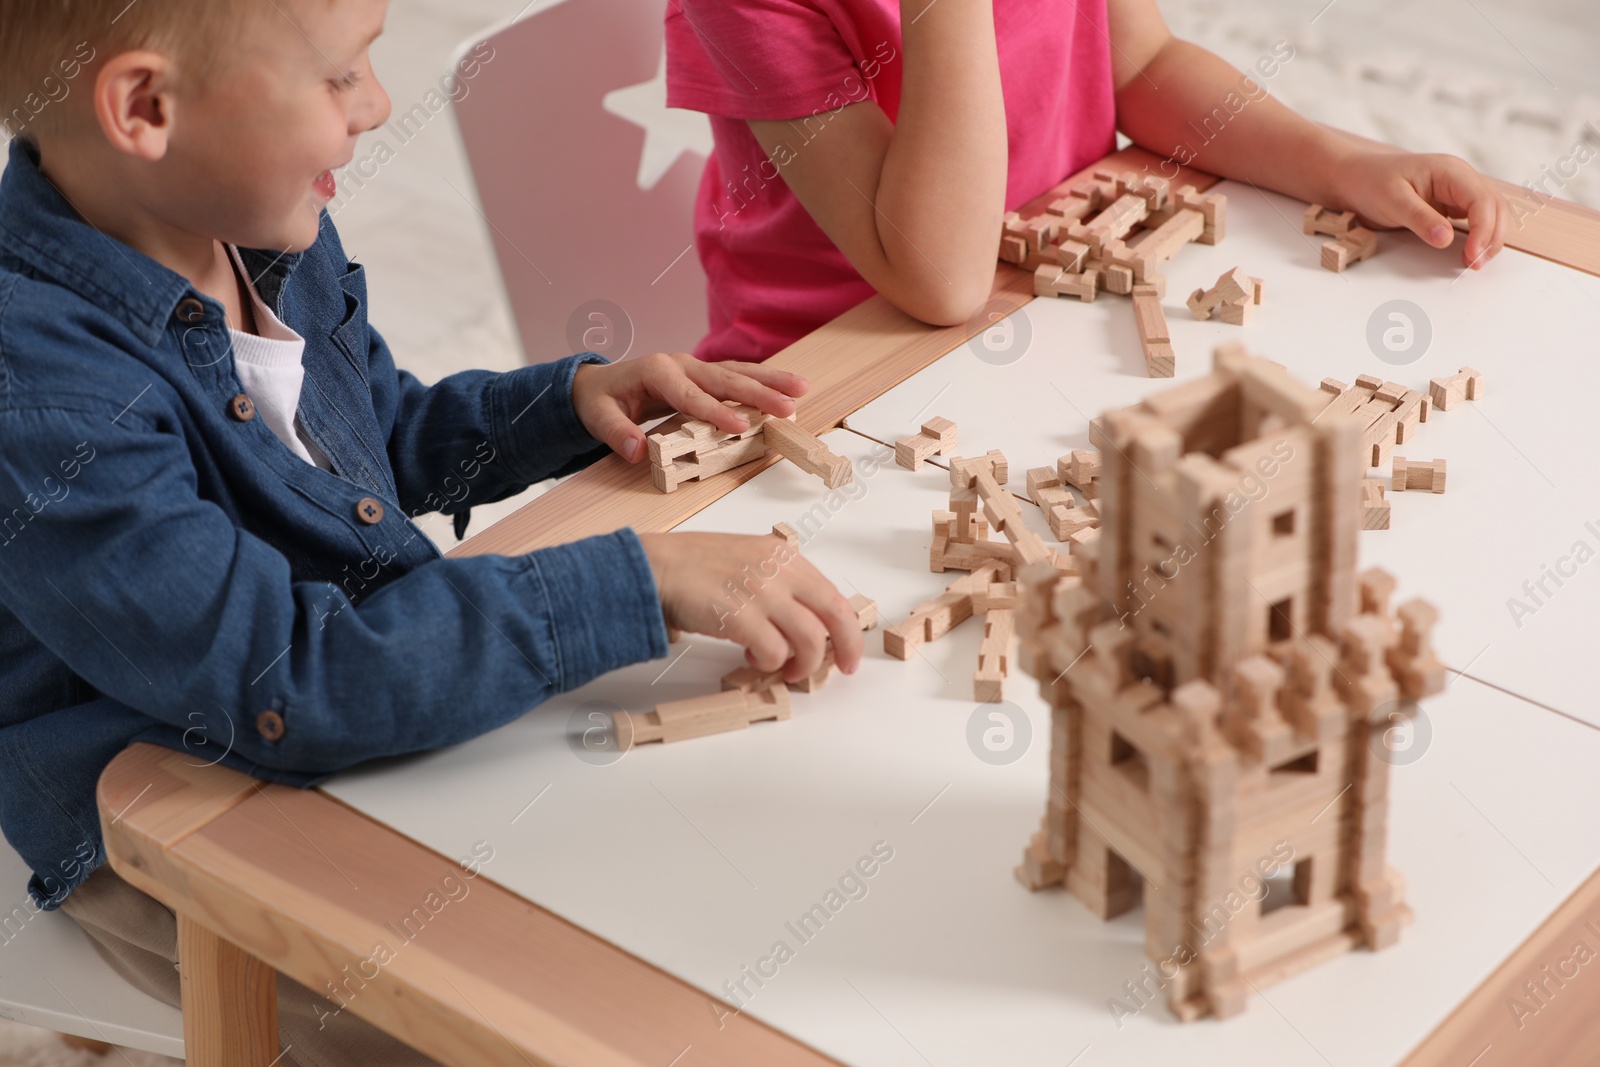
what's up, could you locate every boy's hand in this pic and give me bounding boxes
[1330,150,1509,270]
[572,352,809,463]
[637,531,864,684]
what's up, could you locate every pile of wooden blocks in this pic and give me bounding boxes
[648,403,853,493]
[888,449,1078,701]
[1187,267,1265,326]
[1011,345,1445,1022]
[1304,204,1378,272]
[894,416,959,471]
[999,169,1226,378]
[1025,449,1102,542]
[1318,374,1431,470]
[1321,368,1483,527]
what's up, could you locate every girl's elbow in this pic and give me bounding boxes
[893,275,995,329]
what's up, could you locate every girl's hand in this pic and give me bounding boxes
[1329,150,1509,270]
[572,353,809,462]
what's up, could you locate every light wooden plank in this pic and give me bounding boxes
[1401,869,1600,1065]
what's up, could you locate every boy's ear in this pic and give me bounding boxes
[93,51,176,160]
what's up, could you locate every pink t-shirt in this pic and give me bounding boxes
[665,0,1117,362]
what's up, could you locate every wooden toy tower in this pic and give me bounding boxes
[1013,344,1445,1021]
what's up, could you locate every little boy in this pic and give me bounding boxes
[0,1,863,1062]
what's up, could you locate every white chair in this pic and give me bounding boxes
[451,0,711,365]
[0,839,184,1058]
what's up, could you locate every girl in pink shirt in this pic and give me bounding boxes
[666,0,1507,363]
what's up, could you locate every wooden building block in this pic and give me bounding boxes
[1131,284,1175,377]
[647,404,773,492]
[1026,466,1062,505]
[1393,391,1426,445]
[894,416,959,471]
[1174,185,1226,243]
[1374,380,1407,406]
[1057,239,1091,272]
[975,608,1015,703]
[771,522,799,547]
[1034,483,1075,513]
[1023,216,1059,250]
[849,593,879,631]
[1186,267,1254,321]
[1059,449,1103,491]
[1303,203,1356,238]
[616,685,790,750]
[1392,456,1446,493]
[1100,262,1135,295]
[1320,226,1378,272]
[1428,367,1485,410]
[721,665,782,693]
[1361,478,1390,530]
[1127,208,1205,275]
[1034,264,1099,301]
[1068,192,1149,252]
[950,450,1009,489]
[885,563,1007,658]
[1046,503,1098,541]
[972,580,1019,613]
[763,417,854,489]
[1046,190,1102,221]
[1215,298,1253,326]
[973,468,1051,567]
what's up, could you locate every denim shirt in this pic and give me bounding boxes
[0,140,668,908]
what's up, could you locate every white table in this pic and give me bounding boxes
[842,180,1600,725]
[325,430,1600,1066]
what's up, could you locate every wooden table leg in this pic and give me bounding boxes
[178,915,279,1065]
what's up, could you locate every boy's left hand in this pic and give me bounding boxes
[572,353,810,463]
[1330,150,1509,271]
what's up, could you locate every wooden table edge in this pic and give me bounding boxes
[97,142,1600,1065]
[98,742,848,1067]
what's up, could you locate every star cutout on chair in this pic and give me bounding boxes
[602,45,714,191]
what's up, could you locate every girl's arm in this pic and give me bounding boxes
[1109,0,1507,268]
[746,0,1006,326]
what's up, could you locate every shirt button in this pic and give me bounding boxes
[355,497,385,525]
[256,710,286,741]
[228,395,257,422]
[175,297,206,324]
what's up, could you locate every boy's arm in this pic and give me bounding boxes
[0,403,668,776]
[375,335,612,520]
[744,0,1007,327]
[1108,0,1507,267]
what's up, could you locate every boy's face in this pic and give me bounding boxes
[161,0,391,253]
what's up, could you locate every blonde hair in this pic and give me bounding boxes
[0,0,255,140]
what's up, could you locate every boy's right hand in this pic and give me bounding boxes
[637,531,865,684]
